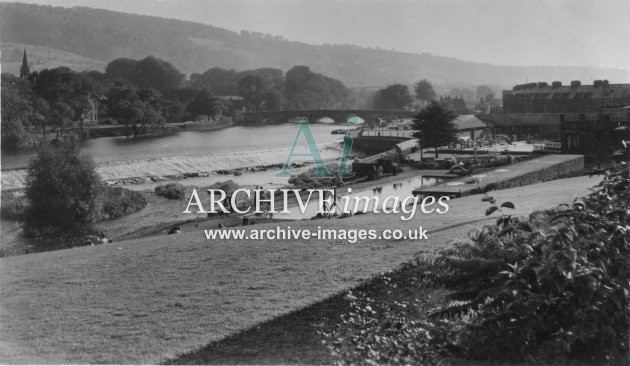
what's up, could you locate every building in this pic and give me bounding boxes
[502,80,630,113]
[560,105,629,163]
[453,114,488,140]
[439,95,468,114]
[19,49,29,79]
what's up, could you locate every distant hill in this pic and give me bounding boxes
[1,2,628,88]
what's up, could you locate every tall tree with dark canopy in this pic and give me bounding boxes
[373,84,413,110]
[1,73,34,151]
[414,79,437,103]
[104,58,138,83]
[413,101,458,158]
[105,85,165,137]
[187,88,219,119]
[135,56,184,92]
[238,74,283,111]
[284,66,349,110]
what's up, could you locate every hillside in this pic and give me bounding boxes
[1,2,628,87]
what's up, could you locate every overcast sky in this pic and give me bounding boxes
[10,0,630,70]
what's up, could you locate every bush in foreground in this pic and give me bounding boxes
[321,161,629,365]
[24,144,102,235]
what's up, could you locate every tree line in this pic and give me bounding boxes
[1,56,356,152]
[372,79,497,110]
[1,54,499,153]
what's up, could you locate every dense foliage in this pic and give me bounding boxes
[24,144,102,234]
[372,84,413,110]
[414,79,437,102]
[22,144,148,235]
[412,101,458,158]
[284,66,350,110]
[288,163,347,189]
[95,187,147,221]
[1,192,28,221]
[321,162,629,365]
[1,55,355,151]
[155,183,186,199]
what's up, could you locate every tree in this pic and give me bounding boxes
[412,101,458,158]
[105,85,164,137]
[414,79,436,103]
[24,144,102,234]
[31,97,50,138]
[135,56,184,91]
[1,77,32,151]
[105,58,139,83]
[476,85,494,101]
[189,67,239,95]
[284,65,349,109]
[67,74,98,139]
[373,84,413,110]
[187,88,219,119]
[104,57,184,92]
[238,74,283,111]
[49,101,74,138]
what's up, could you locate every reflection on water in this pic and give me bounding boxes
[274,175,439,220]
[1,123,345,169]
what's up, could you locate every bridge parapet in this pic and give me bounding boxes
[241,109,417,124]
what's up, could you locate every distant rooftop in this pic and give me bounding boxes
[504,81,630,100]
[453,114,487,131]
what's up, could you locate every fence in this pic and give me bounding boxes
[361,130,416,138]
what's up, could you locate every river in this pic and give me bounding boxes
[1,123,350,169]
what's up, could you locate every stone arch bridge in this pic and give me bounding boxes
[241,109,417,124]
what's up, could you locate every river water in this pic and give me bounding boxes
[1,123,348,169]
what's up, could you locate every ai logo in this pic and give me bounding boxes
[275,114,359,179]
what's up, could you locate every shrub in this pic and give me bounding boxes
[320,161,629,365]
[205,180,254,212]
[207,180,240,194]
[24,144,102,235]
[427,161,629,364]
[319,278,452,366]
[288,163,344,189]
[95,186,147,220]
[155,183,186,199]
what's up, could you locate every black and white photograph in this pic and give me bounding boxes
[0,0,629,364]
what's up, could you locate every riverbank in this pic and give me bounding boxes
[0,143,343,191]
[87,119,235,138]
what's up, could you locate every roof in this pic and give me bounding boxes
[453,114,487,131]
[503,83,630,101]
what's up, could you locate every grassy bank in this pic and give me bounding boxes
[0,175,601,363]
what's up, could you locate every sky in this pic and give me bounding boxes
[8,0,630,70]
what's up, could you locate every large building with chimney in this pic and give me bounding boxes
[502,80,630,114]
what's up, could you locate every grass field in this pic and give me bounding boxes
[0,175,601,363]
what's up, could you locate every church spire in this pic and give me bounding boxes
[20,49,30,79]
